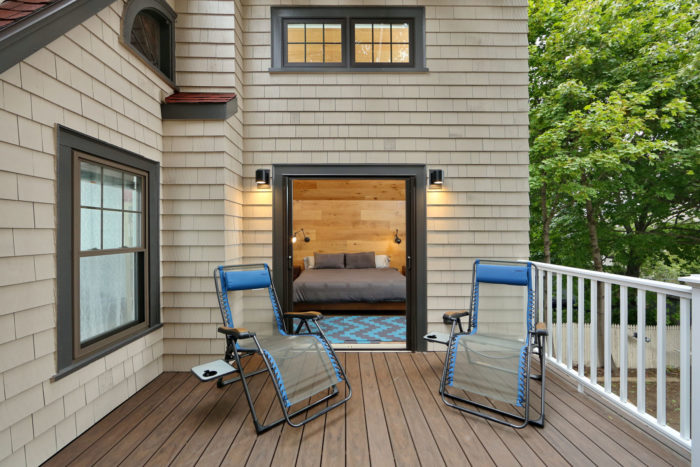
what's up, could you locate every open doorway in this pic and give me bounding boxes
[271,165,427,351]
[291,179,407,348]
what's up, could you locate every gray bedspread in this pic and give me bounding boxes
[293,268,406,303]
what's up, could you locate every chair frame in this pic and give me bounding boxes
[214,263,352,434]
[439,260,547,429]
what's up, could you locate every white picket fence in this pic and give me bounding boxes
[549,324,681,369]
[528,261,696,457]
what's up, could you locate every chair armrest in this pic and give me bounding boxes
[218,326,255,339]
[285,311,323,321]
[534,322,548,336]
[443,310,469,324]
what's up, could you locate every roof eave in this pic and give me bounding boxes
[0,0,115,75]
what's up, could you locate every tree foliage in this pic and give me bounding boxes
[529,0,700,279]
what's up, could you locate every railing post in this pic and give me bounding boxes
[680,275,700,467]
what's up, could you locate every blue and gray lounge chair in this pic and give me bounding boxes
[213,263,351,434]
[440,260,547,428]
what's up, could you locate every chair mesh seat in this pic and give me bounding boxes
[257,334,340,407]
[448,333,527,406]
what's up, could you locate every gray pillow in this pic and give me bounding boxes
[345,252,375,269]
[314,252,345,269]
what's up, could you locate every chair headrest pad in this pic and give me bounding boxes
[222,269,271,291]
[475,263,529,286]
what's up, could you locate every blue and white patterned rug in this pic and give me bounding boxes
[300,315,405,344]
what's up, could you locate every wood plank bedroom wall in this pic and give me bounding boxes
[292,179,407,272]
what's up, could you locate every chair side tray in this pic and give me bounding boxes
[191,359,237,382]
[423,332,451,346]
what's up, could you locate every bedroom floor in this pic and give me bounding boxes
[299,315,406,344]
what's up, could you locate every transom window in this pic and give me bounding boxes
[286,22,343,64]
[130,11,163,70]
[353,21,411,64]
[271,7,426,72]
[122,0,176,83]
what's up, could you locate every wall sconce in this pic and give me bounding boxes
[292,228,310,244]
[255,168,270,188]
[393,229,402,244]
[429,169,443,188]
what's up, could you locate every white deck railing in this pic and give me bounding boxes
[527,261,697,456]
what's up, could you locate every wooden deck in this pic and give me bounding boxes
[45,352,690,466]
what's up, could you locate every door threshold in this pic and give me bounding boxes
[332,342,407,351]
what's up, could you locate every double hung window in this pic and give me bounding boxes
[56,127,160,376]
[77,154,147,352]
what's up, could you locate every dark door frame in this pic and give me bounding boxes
[271,164,427,351]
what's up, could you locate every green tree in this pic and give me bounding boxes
[530,0,699,275]
[529,0,699,361]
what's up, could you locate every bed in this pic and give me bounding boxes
[293,267,406,313]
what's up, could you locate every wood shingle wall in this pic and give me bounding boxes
[240,0,530,347]
[0,2,171,464]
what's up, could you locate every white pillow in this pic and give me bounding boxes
[303,256,315,270]
[375,254,390,268]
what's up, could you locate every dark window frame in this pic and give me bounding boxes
[122,0,176,86]
[56,126,161,379]
[270,6,427,73]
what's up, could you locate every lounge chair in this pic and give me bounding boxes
[213,263,351,434]
[439,259,547,428]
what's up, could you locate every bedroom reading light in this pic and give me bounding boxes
[394,229,402,244]
[255,168,270,188]
[292,229,310,244]
[429,169,444,188]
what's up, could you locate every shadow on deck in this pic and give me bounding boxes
[45,352,690,466]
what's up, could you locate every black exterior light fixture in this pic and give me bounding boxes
[292,228,310,244]
[394,229,402,244]
[429,169,444,188]
[255,168,270,188]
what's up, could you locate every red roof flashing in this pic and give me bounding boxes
[0,0,61,31]
[164,92,237,104]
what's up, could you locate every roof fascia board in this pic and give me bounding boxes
[0,0,115,75]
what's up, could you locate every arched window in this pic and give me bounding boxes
[123,0,176,83]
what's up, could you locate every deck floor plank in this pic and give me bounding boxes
[93,374,203,466]
[45,352,690,467]
[543,372,661,467]
[68,372,193,466]
[392,352,472,466]
[219,368,280,466]
[343,352,370,467]
[147,357,261,466]
[421,352,521,466]
[372,353,420,466]
[357,352,394,466]
[98,374,213,466]
[190,364,271,466]
[43,372,177,467]
[384,352,447,466]
[320,353,347,467]
[547,369,687,466]
[404,352,494,467]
